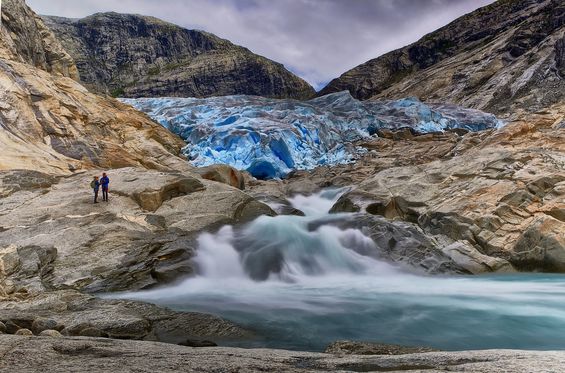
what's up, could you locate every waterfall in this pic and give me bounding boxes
[193,188,397,282]
[112,190,565,352]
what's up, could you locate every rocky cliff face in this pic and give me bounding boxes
[41,13,315,99]
[320,0,565,117]
[0,0,189,174]
[0,0,79,79]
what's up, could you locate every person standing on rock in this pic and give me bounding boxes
[91,176,100,204]
[100,172,110,202]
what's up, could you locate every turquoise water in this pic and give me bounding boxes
[117,190,565,352]
[123,272,565,351]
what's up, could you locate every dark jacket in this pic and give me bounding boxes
[91,180,100,190]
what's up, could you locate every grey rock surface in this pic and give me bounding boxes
[307,214,471,275]
[0,290,251,343]
[0,167,274,294]
[1,335,565,373]
[42,13,315,99]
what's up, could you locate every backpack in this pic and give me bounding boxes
[90,180,96,189]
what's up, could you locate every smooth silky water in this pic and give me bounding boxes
[113,189,565,352]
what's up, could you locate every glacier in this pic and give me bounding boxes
[122,91,502,179]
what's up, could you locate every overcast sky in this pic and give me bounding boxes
[27,0,495,90]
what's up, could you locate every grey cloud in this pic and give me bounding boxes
[26,0,495,89]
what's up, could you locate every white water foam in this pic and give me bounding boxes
[113,189,565,351]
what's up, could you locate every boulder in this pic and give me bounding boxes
[195,165,246,190]
[4,320,22,334]
[314,214,468,274]
[15,328,33,336]
[39,330,63,337]
[441,241,515,274]
[31,318,63,335]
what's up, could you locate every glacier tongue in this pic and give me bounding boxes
[121,91,502,179]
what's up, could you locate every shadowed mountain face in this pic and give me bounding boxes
[41,13,315,100]
[319,0,564,117]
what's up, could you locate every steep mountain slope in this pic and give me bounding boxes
[41,13,315,99]
[320,0,564,117]
[0,0,78,79]
[0,0,188,174]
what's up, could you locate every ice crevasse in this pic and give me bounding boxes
[122,91,503,179]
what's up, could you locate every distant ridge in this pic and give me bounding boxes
[42,12,315,99]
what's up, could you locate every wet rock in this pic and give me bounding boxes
[511,216,565,271]
[441,241,515,274]
[0,290,252,344]
[317,214,468,274]
[0,321,6,334]
[325,340,439,355]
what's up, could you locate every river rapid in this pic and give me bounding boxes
[115,189,565,352]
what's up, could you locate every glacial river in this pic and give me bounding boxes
[117,190,565,352]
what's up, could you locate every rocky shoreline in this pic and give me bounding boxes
[2,334,565,372]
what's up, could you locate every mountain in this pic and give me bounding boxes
[319,0,564,117]
[0,0,188,173]
[41,13,315,99]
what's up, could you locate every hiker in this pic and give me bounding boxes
[91,176,100,204]
[100,172,110,202]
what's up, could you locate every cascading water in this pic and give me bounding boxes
[114,190,565,352]
[194,188,395,282]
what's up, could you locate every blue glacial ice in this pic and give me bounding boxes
[121,91,502,179]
